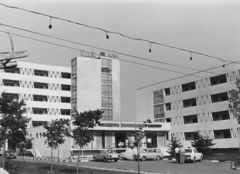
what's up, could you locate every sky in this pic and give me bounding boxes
[0,0,239,122]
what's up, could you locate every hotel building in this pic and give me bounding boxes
[0,61,71,127]
[136,63,240,149]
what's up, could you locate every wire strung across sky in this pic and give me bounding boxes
[0,28,238,87]
[0,23,231,79]
[0,2,238,65]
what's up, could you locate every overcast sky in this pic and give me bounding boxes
[0,0,239,122]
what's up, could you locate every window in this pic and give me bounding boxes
[102,74,112,84]
[211,92,228,103]
[32,108,47,115]
[165,103,171,111]
[102,97,112,108]
[62,85,71,91]
[182,82,196,92]
[185,132,198,140]
[210,74,227,86]
[212,111,230,121]
[102,109,113,121]
[184,115,198,124]
[4,68,20,74]
[154,104,164,119]
[34,82,48,89]
[3,80,19,87]
[165,88,170,96]
[61,109,70,115]
[4,93,18,100]
[32,121,47,127]
[33,95,47,102]
[61,72,71,79]
[71,90,77,101]
[34,70,48,77]
[72,77,77,89]
[166,118,171,123]
[71,58,77,77]
[61,97,70,103]
[71,102,77,113]
[102,85,112,96]
[183,98,197,108]
[101,59,112,73]
[153,90,163,104]
[214,129,231,139]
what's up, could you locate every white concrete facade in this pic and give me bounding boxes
[0,61,71,127]
[136,63,240,148]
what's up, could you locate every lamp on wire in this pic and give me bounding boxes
[48,17,52,29]
[149,43,152,53]
[106,32,109,39]
[222,61,225,68]
[190,52,192,60]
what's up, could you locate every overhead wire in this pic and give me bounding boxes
[0,3,239,65]
[0,29,238,87]
[0,23,231,78]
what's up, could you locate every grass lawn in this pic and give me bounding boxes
[1,160,134,174]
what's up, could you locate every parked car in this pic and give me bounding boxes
[120,148,138,160]
[184,147,203,163]
[93,149,120,162]
[133,148,164,161]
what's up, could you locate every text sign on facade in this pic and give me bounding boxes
[80,50,118,59]
[0,51,28,61]
[98,123,162,128]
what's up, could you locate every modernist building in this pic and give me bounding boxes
[27,51,171,158]
[136,63,240,149]
[0,61,71,127]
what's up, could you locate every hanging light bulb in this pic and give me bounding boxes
[106,32,109,39]
[222,61,225,68]
[149,43,152,53]
[190,52,192,60]
[48,17,52,29]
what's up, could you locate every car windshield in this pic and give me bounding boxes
[107,150,117,153]
[185,149,192,153]
[141,149,147,153]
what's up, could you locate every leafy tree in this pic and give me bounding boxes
[167,136,182,156]
[43,119,71,173]
[0,92,30,169]
[191,133,215,156]
[229,78,240,153]
[19,138,33,164]
[72,109,102,174]
[134,127,145,174]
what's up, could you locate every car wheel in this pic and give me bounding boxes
[93,157,96,161]
[114,159,118,162]
[199,156,202,162]
[135,159,138,161]
[141,156,146,161]
[192,157,196,163]
[103,157,107,162]
[156,156,161,161]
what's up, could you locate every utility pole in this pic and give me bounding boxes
[0,25,28,69]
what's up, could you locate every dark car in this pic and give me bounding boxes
[5,150,17,159]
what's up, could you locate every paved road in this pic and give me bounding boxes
[16,158,238,174]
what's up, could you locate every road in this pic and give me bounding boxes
[17,158,238,174]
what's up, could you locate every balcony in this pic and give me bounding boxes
[32,108,48,115]
[184,115,198,124]
[3,79,19,87]
[212,110,230,121]
[34,82,48,89]
[4,68,20,74]
[214,129,231,139]
[34,70,48,77]
[33,95,48,102]
[61,72,71,79]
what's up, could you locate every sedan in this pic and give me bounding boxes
[120,148,137,160]
[184,147,203,163]
[93,149,120,162]
[133,148,164,161]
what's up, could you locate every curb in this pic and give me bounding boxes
[162,158,233,163]
[16,156,91,163]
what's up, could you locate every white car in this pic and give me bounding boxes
[184,147,203,163]
[120,148,138,160]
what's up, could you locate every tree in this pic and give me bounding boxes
[191,133,215,156]
[134,127,145,174]
[167,136,182,157]
[0,92,30,169]
[229,78,240,154]
[43,119,71,173]
[72,109,102,174]
[19,138,33,164]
